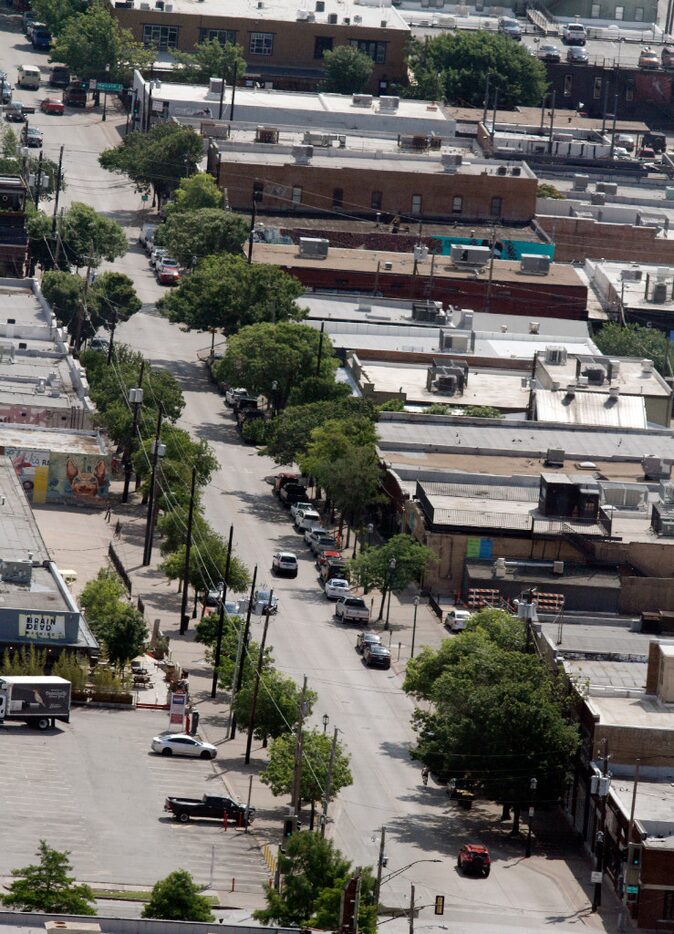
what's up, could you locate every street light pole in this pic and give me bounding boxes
[142,406,164,566]
[211,524,234,698]
[122,382,143,503]
[178,466,197,635]
[411,595,420,659]
[102,64,110,121]
[384,558,396,631]
[525,777,538,858]
[592,830,604,912]
[322,713,329,734]
[373,827,386,907]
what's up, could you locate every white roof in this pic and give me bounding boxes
[534,389,647,429]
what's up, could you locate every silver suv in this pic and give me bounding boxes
[498,17,522,39]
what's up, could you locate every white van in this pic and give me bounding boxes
[17,65,40,90]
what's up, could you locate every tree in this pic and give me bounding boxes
[262,397,377,465]
[594,322,672,376]
[142,869,214,921]
[261,728,353,828]
[253,833,376,933]
[175,38,246,86]
[51,1,151,82]
[1,841,95,914]
[90,272,142,326]
[103,605,147,667]
[214,322,335,407]
[159,254,304,334]
[321,46,374,95]
[133,425,218,498]
[60,202,127,270]
[80,567,128,629]
[348,534,435,615]
[41,269,83,332]
[287,376,352,407]
[537,183,565,200]
[31,0,87,35]
[233,669,317,743]
[100,123,203,209]
[166,172,224,214]
[160,528,250,598]
[154,209,248,267]
[407,32,547,108]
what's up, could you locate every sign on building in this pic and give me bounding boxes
[18,613,66,640]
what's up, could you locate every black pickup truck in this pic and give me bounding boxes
[164,793,254,824]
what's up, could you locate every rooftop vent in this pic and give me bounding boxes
[298,237,328,258]
[544,346,567,366]
[352,93,373,107]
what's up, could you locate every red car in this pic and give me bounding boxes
[158,266,181,286]
[40,97,65,115]
[316,549,342,567]
[457,844,491,877]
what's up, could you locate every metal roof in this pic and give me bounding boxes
[534,390,647,429]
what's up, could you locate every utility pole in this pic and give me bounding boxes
[142,406,163,566]
[229,59,238,121]
[373,827,386,906]
[244,593,273,764]
[320,726,339,836]
[230,566,257,739]
[51,145,64,235]
[592,830,605,912]
[73,258,92,354]
[33,150,43,209]
[316,320,325,376]
[122,364,144,503]
[106,310,117,364]
[484,222,496,313]
[482,73,491,125]
[217,59,227,120]
[211,524,234,697]
[290,675,308,834]
[547,89,557,155]
[408,884,415,934]
[179,466,197,634]
[247,194,258,264]
[610,92,619,160]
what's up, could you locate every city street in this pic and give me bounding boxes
[0,22,623,931]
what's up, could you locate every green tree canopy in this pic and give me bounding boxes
[287,375,352,407]
[1,841,95,914]
[154,208,248,267]
[261,728,353,810]
[60,202,127,269]
[80,567,128,628]
[160,529,251,596]
[233,668,317,742]
[166,172,225,214]
[41,269,83,332]
[159,254,304,333]
[175,38,246,86]
[100,123,203,209]
[261,397,377,465]
[213,322,335,406]
[90,271,142,326]
[142,869,214,921]
[348,533,435,608]
[51,1,151,82]
[253,833,376,933]
[407,31,547,108]
[594,322,672,376]
[43,270,141,340]
[104,605,147,667]
[321,46,374,94]
[32,0,87,34]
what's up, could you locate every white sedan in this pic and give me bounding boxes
[325,578,351,600]
[290,501,312,520]
[151,733,217,759]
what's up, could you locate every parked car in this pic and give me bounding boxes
[253,589,278,615]
[273,471,302,494]
[356,630,381,654]
[21,126,43,148]
[615,133,635,152]
[272,551,298,578]
[225,386,249,406]
[0,74,12,104]
[290,500,312,520]
[32,26,52,50]
[158,266,181,286]
[295,508,322,532]
[151,733,217,759]
[321,557,348,582]
[149,246,167,268]
[335,596,370,623]
[311,535,338,555]
[63,84,87,107]
[48,64,70,87]
[164,793,253,824]
[231,394,258,413]
[638,47,659,70]
[26,20,44,40]
[325,577,351,600]
[156,256,179,275]
[5,102,26,122]
[17,64,41,89]
[22,11,35,33]
[89,336,110,352]
[457,844,491,877]
[445,608,471,632]
[316,548,342,567]
[40,97,65,115]
[643,131,667,153]
[562,22,587,45]
[363,643,391,669]
[138,223,156,248]
[279,482,308,506]
[639,146,656,160]
[497,16,522,39]
[566,45,588,63]
[537,43,561,62]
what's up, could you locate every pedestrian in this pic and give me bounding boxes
[104,503,112,522]
[113,519,122,539]
[421,766,429,786]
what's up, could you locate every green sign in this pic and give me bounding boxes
[626,886,639,894]
[141,194,149,202]
[97,82,123,92]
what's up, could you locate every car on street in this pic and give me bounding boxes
[305,525,327,545]
[48,65,70,87]
[40,97,65,115]
[308,530,338,554]
[316,548,342,567]
[149,246,167,268]
[639,146,656,160]
[164,793,254,824]
[321,557,348,582]
[272,551,298,577]
[562,22,587,45]
[5,102,25,122]
[89,336,110,352]
[0,75,12,104]
[21,126,43,148]
[290,500,312,521]
[253,589,278,614]
[356,630,381,653]
[497,16,522,39]
[363,643,391,669]
[225,386,248,406]
[17,64,41,89]
[445,608,471,632]
[157,266,181,286]
[279,482,308,506]
[662,45,674,69]
[295,508,321,532]
[638,47,659,70]
[156,256,179,275]
[566,45,589,63]
[139,223,156,249]
[335,595,370,623]
[325,577,351,600]
[537,43,561,62]
[32,25,52,50]
[457,843,491,877]
[63,84,87,107]
[151,733,217,759]
[615,133,635,152]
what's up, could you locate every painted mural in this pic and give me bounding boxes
[5,448,110,504]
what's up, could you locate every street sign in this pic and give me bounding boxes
[97,81,123,92]
[434,896,445,916]
[141,194,149,202]
[626,885,639,894]
[591,871,603,884]
[89,79,97,90]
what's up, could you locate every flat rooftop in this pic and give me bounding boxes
[0,425,105,456]
[539,620,653,658]
[537,354,671,399]
[613,780,674,850]
[0,282,55,333]
[258,216,541,240]
[534,390,648,429]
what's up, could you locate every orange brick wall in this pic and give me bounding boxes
[537,214,674,264]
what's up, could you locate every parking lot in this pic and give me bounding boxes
[0,707,269,893]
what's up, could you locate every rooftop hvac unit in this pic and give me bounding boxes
[383,261,393,270]
[652,281,668,303]
[572,174,589,191]
[413,300,442,322]
[414,245,429,263]
[652,502,674,536]
[440,153,462,172]
[621,266,642,281]
[256,125,279,144]
[316,0,324,9]
[292,144,313,163]
[520,254,550,275]
[1,560,33,584]
[139,3,150,9]
[582,365,607,385]
[209,77,224,94]
[327,11,338,22]
[596,181,618,195]
[433,374,457,393]
[353,14,362,22]
[545,448,565,467]
[544,346,567,366]
[552,561,565,575]
[643,456,671,480]
[352,93,373,107]
[298,237,328,258]
[493,557,507,578]
[35,378,46,394]
[642,358,654,373]
[529,321,540,334]
[450,244,490,267]
[590,192,606,205]
[497,165,507,175]
[296,8,310,18]
[379,96,400,112]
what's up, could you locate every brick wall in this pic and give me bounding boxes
[537,214,674,264]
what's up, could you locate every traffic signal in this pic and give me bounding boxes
[627,844,642,867]
[283,818,293,838]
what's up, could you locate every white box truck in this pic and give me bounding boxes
[0,676,71,730]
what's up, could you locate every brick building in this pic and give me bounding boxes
[111,0,409,92]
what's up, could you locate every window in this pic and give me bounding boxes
[314,36,334,59]
[563,74,573,97]
[591,2,600,14]
[635,5,644,18]
[593,77,602,99]
[663,892,674,922]
[291,186,302,205]
[349,39,387,63]
[452,195,463,214]
[198,28,237,44]
[625,82,634,102]
[490,196,502,218]
[371,190,382,210]
[615,4,624,17]
[142,24,179,49]
[249,32,274,55]
[411,194,422,214]
[332,187,343,207]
